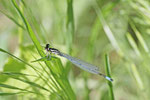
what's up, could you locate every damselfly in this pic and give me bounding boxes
[45,44,113,82]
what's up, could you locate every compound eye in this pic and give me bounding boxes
[45,44,50,49]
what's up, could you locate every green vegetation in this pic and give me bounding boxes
[0,0,150,100]
[105,54,114,100]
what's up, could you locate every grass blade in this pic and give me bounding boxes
[0,92,18,96]
[0,83,42,95]
[126,32,141,57]
[65,0,75,76]
[11,0,44,56]
[0,72,38,78]
[93,1,121,54]
[105,54,114,100]
[11,77,50,92]
[131,63,144,90]
[0,83,24,90]
[130,22,149,53]
[0,10,25,30]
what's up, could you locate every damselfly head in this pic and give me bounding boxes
[45,44,50,50]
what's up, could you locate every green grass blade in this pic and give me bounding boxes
[93,1,121,54]
[0,83,42,95]
[131,63,144,90]
[0,48,38,71]
[11,0,44,56]
[31,56,57,63]
[31,55,60,93]
[0,92,18,96]
[0,92,39,96]
[105,54,114,100]
[130,22,149,53]
[0,72,38,78]
[87,18,100,61]
[66,0,74,38]
[31,56,48,63]
[0,48,49,82]
[126,32,141,57]
[65,0,75,76]
[20,0,47,43]
[0,83,24,90]
[11,77,50,92]
[65,0,74,57]
[66,0,74,32]
[0,10,25,30]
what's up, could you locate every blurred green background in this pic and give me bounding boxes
[0,0,150,100]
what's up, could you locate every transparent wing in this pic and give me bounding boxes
[59,52,113,82]
[59,52,100,74]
